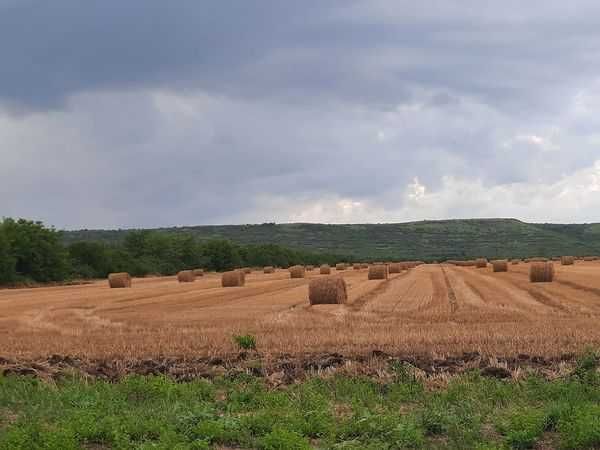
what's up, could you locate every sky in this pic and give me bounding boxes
[2,0,600,229]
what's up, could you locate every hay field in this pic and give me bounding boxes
[2,262,600,360]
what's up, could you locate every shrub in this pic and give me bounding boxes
[233,334,257,351]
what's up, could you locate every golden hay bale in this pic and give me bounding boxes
[177,270,195,283]
[561,256,575,266]
[335,263,346,271]
[361,263,369,269]
[530,257,548,262]
[530,262,554,283]
[243,267,252,274]
[353,263,361,270]
[308,276,347,305]
[108,272,131,288]
[511,260,520,265]
[193,269,204,277]
[263,266,275,274]
[491,260,508,272]
[584,256,596,261]
[222,270,245,287]
[368,264,388,280]
[306,265,314,271]
[389,263,402,273]
[320,264,331,275]
[475,258,488,268]
[289,265,306,279]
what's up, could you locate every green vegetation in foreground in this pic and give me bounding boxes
[63,218,600,261]
[2,359,600,449]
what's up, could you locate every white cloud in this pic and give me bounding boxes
[235,160,600,224]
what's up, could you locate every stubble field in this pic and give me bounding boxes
[2,262,600,361]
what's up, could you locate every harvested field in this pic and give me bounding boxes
[2,262,600,362]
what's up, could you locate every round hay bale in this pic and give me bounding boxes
[584,256,595,262]
[108,272,131,288]
[491,260,508,272]
[361,263,369,269]
[353,263,361,270]
[561,256,575,266]
[306,265,314,271]
[289,265,306,278]
[309,276,347,305]
[222,270,245,287]
[389,263,402,274]
[263,266,275,274]
[511,260,520,265]
[243,267,252,274]
[530,257,548,262]
[320,264,331,275]
[475,258,488,268]
[368,264,388,280]
[529,262,554,283]
[177,270,195,283]
[335,263,346,271]
[193,268,204,277]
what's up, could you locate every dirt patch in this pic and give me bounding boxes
[0,351,583,384]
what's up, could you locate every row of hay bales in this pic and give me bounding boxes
[307,258,558,305]
[109,268,206,288]
[447,255,600,266]
[446,258,556,283]
[110,253,586,289]
[307,260,424,304]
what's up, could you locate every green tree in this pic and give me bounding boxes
[2,218,70,282]
[202,240,242,271]
[0,225,16,283]
[68,241,113,278]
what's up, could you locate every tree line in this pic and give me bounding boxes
[0,218,347,285]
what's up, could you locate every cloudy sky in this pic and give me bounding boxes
[2,0,600,229]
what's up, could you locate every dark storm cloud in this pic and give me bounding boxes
[2,1,600,227]
[0,0,350,109]
[3,0,598,112]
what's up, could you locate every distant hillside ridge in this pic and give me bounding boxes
[62,218,600,261]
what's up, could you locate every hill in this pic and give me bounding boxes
[61,219,600,261]
[63,219,600,260]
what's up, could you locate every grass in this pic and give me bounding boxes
[1,359,600,449]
